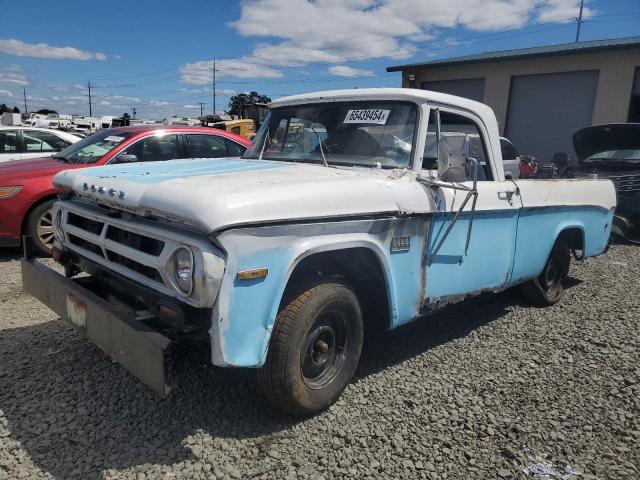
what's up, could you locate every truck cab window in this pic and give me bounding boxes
[423,110,492,181]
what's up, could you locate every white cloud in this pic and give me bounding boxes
[0,38,107,61]
[536,1,594,23]
[328,65,375,77]
[99,100,111,106]
[0,89,13,97]
[179,0,580,83]
[149,100,169,107]
[0,72,28,86]
[180,58,283,84]
[183,104,201,109]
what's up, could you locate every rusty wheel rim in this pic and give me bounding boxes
[301,312,348,389]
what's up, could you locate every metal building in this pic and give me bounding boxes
[387,36,640,163]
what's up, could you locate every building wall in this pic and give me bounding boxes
[401,48,640,135]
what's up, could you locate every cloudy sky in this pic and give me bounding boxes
[0,0,638,119]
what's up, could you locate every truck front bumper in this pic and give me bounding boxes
[21,256,172,397]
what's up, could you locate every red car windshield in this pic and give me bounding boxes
[54,130,134,164]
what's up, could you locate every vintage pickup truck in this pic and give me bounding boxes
[22,88,616,415]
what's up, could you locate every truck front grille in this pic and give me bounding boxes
[105,250,164,283]
[62,210,166,286]
[105,225,165,256]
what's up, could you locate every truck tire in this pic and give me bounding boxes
[520,240,570,306]
[25,199,56,257]
[258,281,363,416]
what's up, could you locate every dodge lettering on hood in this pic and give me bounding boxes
[21,88,616,416]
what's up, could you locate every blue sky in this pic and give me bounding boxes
[0,0,639,119]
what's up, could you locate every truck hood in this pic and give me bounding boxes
[573,123,640,162]
[52,157,428,232]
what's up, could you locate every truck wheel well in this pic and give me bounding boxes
[556,227,584,253]
[21,195,57,237]
[282,248,391,332]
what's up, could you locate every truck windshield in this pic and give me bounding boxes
[54,130,133,164]
[244,101,417,169]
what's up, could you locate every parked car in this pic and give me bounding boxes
[22,88,615,416]
[0,125,251,255]
[570,123,640,242]
[0,126,81,163]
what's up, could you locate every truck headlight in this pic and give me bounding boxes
[173,247,194,294]
[53,209,64,242]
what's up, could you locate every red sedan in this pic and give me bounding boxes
[0,125,252,255]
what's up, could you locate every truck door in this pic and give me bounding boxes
[422,108,521,302]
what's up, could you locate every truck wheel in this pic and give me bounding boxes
[25,199,56,257]
[259,281,363,416]
[520,240,570,306]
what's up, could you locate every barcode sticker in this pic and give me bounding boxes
[343,109,390,125]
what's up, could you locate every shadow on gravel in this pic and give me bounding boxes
[0,278,583,478]
[356,287,522,379]
[0,247,23,263]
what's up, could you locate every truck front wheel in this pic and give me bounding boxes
[520,240,570,306]
[259,281,363,416]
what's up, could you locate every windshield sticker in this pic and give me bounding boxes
[104,135,125,143]
[344,109,390,125]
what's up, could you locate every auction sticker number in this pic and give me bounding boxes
[344,109,390,125]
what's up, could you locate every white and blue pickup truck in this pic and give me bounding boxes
[22,88,615,416]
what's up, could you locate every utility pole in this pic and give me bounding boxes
[87,79,93,117]
[575,0,584,42]
[198,102,206,117]
[23,88,27,114]
[211,58,219,115]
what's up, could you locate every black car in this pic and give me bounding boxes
[571,123,640,241]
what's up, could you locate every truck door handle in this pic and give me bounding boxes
[498,190,515,204]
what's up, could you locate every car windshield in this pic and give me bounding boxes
[54,130,133,164]
[244,101,417,169]
[585,149,640,162]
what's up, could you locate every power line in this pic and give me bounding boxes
[23,88,27,113]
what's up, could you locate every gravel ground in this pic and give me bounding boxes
[0,245,638,480]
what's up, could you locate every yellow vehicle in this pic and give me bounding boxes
[211,119,256,140]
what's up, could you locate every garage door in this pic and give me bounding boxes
[505,70,599,163]
[421,78,485,102]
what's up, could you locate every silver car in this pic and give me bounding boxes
[0,126,82,163]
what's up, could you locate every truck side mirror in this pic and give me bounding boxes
[115,154,138,164]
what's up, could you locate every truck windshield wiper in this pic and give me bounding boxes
[52,155,70,163]
[310,126,329,168]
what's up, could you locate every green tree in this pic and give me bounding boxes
[0,104,9,114]
[12,106,20,113]
[228,91,271,118]
[36,108,57,115]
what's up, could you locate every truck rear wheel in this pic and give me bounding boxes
[259,281,363,416]
[520,240,570,306]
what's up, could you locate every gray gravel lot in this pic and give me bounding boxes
[0,245,638,480]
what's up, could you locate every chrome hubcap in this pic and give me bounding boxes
[36,210,55,249]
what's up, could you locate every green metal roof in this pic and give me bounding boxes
[386,36,640,72]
